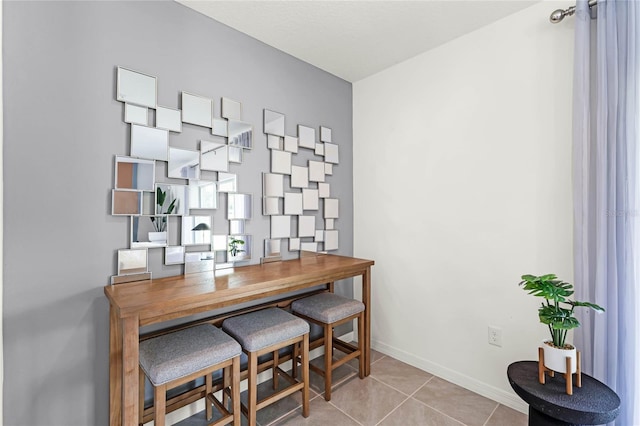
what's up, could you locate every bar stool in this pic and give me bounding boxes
[291,292,365,401]
[138,324,242,426]
[222,308,310,426]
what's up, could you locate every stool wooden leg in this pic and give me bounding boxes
[292,342,298,379]
[232,357,241,426]
[302,334,310,418]
[223,364,231,410]
[138,368,145,425]
[248,351,258,426]
[576,351,582,388]
[273,350,279,390]
[154,384,166,426]
[324,323,333,401]
[358,312,365,379]
[206,371,213,420]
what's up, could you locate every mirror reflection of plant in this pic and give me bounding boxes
[150,187,177,232]
[518,274,604,348]
[228,237,245,257]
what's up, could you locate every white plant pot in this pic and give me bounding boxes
[542,341,577,374]
[148,231,167,243]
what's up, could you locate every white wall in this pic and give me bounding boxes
[353,2,575,412]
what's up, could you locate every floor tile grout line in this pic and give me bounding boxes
[374,376,446,426]
[406,380,469,426]
[481,403,500,426]
[262,391,321,426]
[328,400,365,426]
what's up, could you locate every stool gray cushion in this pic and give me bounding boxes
[292,293,364,324]
[139,324,241,386]
[222,308,309,352]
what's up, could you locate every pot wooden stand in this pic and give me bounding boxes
[538,347,582,395]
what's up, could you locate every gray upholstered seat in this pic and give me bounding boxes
[291,292,364,324]
[139,324,241,386]
[222,308,309,352]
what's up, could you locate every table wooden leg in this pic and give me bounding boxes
[362,267,371,377]
[109,305,122,426]
[122,316,140,425]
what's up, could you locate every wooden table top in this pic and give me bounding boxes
[104,254,374,325]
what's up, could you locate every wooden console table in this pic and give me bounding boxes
[104,254,374,426]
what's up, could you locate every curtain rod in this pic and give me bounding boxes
[550,0,598,23]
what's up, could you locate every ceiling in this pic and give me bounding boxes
[177,0,540,82]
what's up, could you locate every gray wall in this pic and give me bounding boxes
[3,2,353,424]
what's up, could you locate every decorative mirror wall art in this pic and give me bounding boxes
[112,64,341,281]
[261,110,341,258]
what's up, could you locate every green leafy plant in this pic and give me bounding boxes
[150,187,177,232]
[519,274,604,348]
[228,237,245,257]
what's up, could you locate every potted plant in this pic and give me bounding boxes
[228,236,245,258]
[518,274,604,374]
[149,187,176,243]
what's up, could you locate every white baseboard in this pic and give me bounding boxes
[371,339,529,415]
[153,331,355,425]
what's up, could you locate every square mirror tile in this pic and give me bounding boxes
[324,230,339,251]
[324,198,339,219]
[298,215,315,237]
[263,197,281,215]
[182,92,213,128]
[212,118,228,137]
[181,216,212,246]
[320,126,332,143]
[263,173,284,197]
[117,67,157,108]
[302,188,319,210]
[169,147,200,179]
[324,143,339,164]
[131,124,168,161]
[221,97,242,120]
[309,161,325,182]
[289,238,301,251]
[228,120,253,149]
[228,193,252,220]
[318,182,330,198]
[117,248,148,275]
[188,180,217,210]
[165,246,185,265]
[201,140,229,172]
[264,109,285,137]
[291,165,309,188]
[284,136,298,153]
[156,106,181,132]
[124,104,148,126]
[284,192,303,215]
[298,125,315,149]
[271,215,291,239]
[271,150,292,175]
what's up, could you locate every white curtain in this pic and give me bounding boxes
[573,1,640,425]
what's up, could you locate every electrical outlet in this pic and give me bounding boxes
[488,326,502,347]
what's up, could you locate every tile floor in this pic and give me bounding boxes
[175,349,528,426]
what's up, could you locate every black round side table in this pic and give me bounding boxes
[508,361,620,425]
